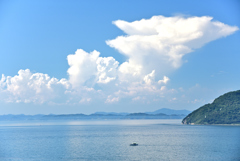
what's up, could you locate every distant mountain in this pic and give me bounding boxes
[124,112,185,119]
[147,108,191,115]
[90,108,191,116]
[44,113,87,118]
[127,113,150,116]
[182,90,240,125]
[0,114,44,120]
[0,108,189,121]
[92,112,129,116]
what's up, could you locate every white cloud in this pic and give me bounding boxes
[143,70,155,85]
[0,15,238,106]
[0,69,69,103]
[67,49,119,88]
[105,95,119,103]
[106,15,238,82]
[96,56,119,84]
[158,76,170,85]
[67,49,100,88]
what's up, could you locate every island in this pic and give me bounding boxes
[182,90,240,125]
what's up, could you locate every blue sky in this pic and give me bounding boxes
[0,0,239,114]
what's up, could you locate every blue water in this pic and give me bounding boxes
[0,119,239,161]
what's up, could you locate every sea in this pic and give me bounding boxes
[0,119,239,161]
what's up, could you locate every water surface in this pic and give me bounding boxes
[0,119,239,161]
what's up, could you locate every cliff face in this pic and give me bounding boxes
[182,90,240,125]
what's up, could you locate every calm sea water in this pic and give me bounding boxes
[0,119,239,161]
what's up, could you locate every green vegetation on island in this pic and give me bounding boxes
[182,90,240,125]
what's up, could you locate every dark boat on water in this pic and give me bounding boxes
[130,142,138,146]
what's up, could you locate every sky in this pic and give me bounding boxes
[0,0,239,114]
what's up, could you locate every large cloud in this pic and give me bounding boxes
[0,15,238,105]
[106,15,238,82]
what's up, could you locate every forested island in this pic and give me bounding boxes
[182,90,240,125]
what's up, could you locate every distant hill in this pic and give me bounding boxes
[147,108,191,115]
[182,90,240,125]
[0,108,189,121]
[92,112,129,116]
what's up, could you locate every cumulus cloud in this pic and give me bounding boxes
[106,15,238,82]
[158,76,170,85]
[96,56,119,84]
[143,70,155,85]
[0,69,69,103]
[0,15,238,105]
[67,49,119,88]
[105,95,119,103]
[67,49,100,87]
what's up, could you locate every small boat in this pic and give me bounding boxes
[130,142,138,146]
